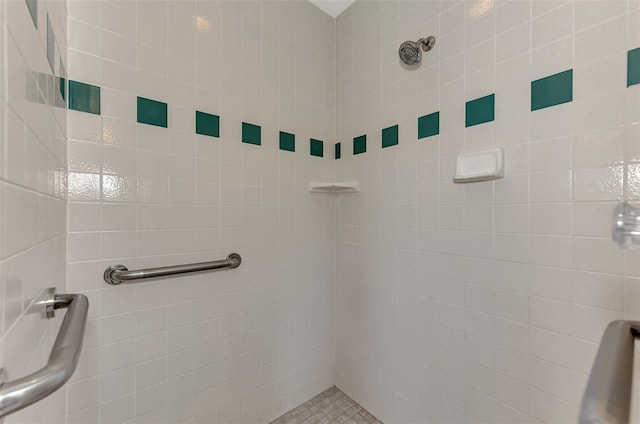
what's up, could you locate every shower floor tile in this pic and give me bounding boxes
[270,386,382,424]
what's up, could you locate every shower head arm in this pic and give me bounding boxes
[417,36,436,52]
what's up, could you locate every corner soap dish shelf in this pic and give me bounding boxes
[309,181,360,193]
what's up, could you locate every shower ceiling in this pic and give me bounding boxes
[308,0,355,17]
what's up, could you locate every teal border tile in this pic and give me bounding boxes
[382,125,398,148]
[310,138,323,157]
[335,143,341,160]
[280,131,295,152]
[531,69,573,111]
[466,94,495,127]
[353,135,366,155]
[628,48,640,87]
[195,111,219,137]
[418,112,439,139]
[68,80,101,115]
[242,122,261,145]
[137,97,167,127]
[59,60,66,102]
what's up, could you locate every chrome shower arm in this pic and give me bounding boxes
[418,36,436,52]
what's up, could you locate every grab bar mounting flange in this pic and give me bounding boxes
[103,264,128,285]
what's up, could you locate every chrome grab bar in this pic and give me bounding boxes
[579,320,640,424]
[0,288,89,419]
[103,253,242,285]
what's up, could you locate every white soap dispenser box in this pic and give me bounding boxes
[453,147,504,183]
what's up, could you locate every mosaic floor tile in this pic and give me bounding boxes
[270,387,382,424]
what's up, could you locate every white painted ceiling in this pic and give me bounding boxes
[308,0,355,18]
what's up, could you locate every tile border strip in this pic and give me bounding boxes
[61,46,640,157]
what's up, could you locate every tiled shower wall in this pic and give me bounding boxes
[334,0,640,423]
[65,0,335,422]
[0,0,68,423]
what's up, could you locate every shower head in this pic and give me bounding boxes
[398,36,436,66]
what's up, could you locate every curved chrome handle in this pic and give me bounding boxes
[579,320,640,424]
[0,292,89,419]
[104,253,242,285]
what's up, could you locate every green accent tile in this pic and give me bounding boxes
[382,125,398,148]
[59,60,66,101]
[137,97,167,127]
[46,15,54,72]
[418,111,439,139]
[280,131,295,152]
[531,69,573,111]
[310,138,323,157]
[242,122,261,145]
[68,80,101,115]
[628,48,640,87]
[26,0,37,27]
[466,94,495,127]
[335,143,341,160]
[353,135,366,155]
[195,111,219,137]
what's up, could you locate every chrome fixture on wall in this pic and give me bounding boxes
[0,288,88,419]
[579,320,640,424]
[612,202,640,248]
[103,253,242,285]
[398,36,436,66]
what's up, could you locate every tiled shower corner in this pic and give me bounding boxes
[2,0,640,422]
[270,387,382,424]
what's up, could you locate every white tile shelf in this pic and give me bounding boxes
[309,181,360,193]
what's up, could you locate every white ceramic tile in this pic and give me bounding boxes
[496,0,531,34]
[575,15,627,66]
[530,203,572,235]
[530,36,574,81]
[100,394,136,424]
[530,296,573,335]
[496,22,530,63]
[530,170,572,203]
[573,166,624,201]
[573,236,625,274]
[531,3,574,49]
[67,377,100,413]
[573,202,616,237]
[69,19,101,56]
[572,271,624,311]
[530,137,573,172]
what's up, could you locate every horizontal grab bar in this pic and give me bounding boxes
[0,289,89,419]
[579,320,640,424]
[103,253,242,285]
